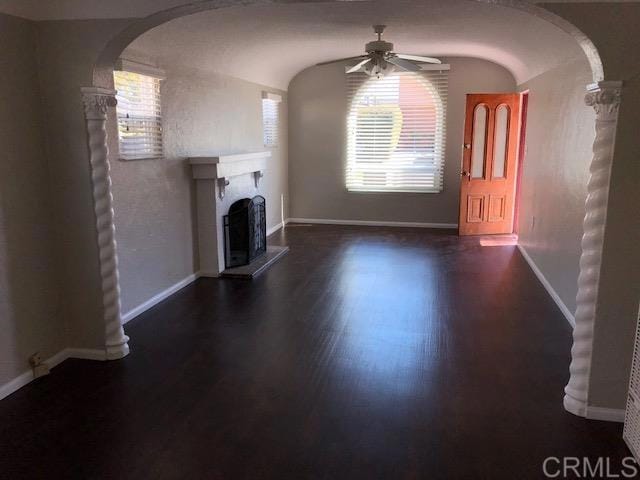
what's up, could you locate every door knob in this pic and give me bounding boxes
[464,143,471,149]
[461,171,470,177]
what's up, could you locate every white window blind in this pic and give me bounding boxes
[114,70,163,160]
[346,69,448,193]
[262,92,281,147]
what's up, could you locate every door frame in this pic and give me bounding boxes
[512,90,529,235]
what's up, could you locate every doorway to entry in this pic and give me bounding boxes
[458,92,527,236]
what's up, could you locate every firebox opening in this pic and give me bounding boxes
[224,195,267,268]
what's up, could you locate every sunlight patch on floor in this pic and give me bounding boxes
[479,234,518,247]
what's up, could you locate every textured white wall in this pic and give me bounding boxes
[110,55,288,314]
[287,57,516,224]
[0,14,65,385]
[517,58,595,317]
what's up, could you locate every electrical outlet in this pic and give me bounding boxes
[29,352,50,378]
[28,352,42,367]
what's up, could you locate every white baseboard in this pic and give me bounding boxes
[586,406,626,423]
[267,221,286,236]
[66,348,108,361]
[46,349,72,369]
[0,368,36,401]
[287,217,458,229]
[517,244,575,328]
[0,347,109,401]
[121,272,199,324]
[2,271,203,401]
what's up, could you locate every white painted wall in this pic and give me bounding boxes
[287,57,516,225]
[0,14,65,386]
[517,58,595,317]
[110,50,288,314]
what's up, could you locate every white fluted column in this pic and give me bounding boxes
[564,81,622,417]
[81,87,130,360]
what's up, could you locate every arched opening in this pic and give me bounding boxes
[85,0,615,428]
[92,0,604,88]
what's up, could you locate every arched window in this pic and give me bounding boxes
[346,71,447,193]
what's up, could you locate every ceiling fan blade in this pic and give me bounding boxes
[316,56,368,66]
[346,58,372,73]
[395,54,442,64]
[386,56,421,72]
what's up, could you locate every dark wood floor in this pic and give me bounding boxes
[0,225,630,479]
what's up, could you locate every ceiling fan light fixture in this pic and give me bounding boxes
[364,57,395,78]
[317,25,441,77]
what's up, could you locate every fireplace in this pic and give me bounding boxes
[189,152,287,278]
[223,195,267,268]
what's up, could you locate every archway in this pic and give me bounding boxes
[81,0,619,421]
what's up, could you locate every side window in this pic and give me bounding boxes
[262,92,281,148]
[113,68,163,160]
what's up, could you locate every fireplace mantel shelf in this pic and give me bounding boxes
[189,151,271,199]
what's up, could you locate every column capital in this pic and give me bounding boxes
[585,81,623,121]
[81,87,117,119]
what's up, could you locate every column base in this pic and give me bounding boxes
[105,334,130,360]
[564,393,588,418]
[564,394,626,422]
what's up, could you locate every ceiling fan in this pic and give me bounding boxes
[317,25,441,78]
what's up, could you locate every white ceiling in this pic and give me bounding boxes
[122,0,586,89]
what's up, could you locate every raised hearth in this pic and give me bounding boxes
[220,245,289,279]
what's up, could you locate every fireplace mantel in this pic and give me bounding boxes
[189,152,271,199]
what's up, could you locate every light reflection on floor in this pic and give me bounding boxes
[332,242,444,399]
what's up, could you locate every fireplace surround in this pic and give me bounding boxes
[189,152,270,276]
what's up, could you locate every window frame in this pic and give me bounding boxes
[345,67,449,194]
[113,59,165,161]
[262,91,282,148]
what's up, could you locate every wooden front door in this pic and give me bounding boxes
[458,93,521,235]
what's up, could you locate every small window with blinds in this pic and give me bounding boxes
[346,69,448,193]
[262,92,281,147]
[114,70,163,160]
